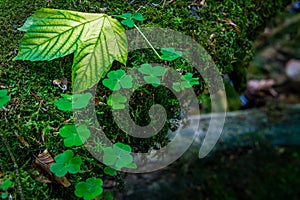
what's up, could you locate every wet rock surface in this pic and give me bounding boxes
[116,105,300,199]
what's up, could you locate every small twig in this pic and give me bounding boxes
[135,6,144,13]
[0,133,25,200]
[161,0,166,8]
[135,0,151,13]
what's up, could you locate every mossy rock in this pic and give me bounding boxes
[1,0,291,91]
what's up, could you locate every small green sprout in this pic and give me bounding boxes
[75,177,103,200]
[160,48,182,61]
[93,138,105,153]
[59,124,91,147]
[102,69,133,91]
[173,73,199,92]
[0,90,11,108]
[107,93,127,110]
[50,150,82,177]
[138,63,167,87]
[54,93,92,111]
[119,12,145,28]
[103,142,136,169]
[104,167,117,176]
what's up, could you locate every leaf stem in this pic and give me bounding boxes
[134,25,162,59]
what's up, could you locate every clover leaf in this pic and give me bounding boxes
[126,162,138,169]
[59,124,91,147]
[55,93,92,111]
[121,18,135,28]
[55,94,72,111]
[1,192,8,199]
[172,82,184,92]
[50,150,82,177]
[182,73,199,86]
[172,73,199,92]
[72,93,93,109]
[107,93,127,109]
[103,143,135,169]
[102,69,132,91]
[104,167,117,176]
[160,48,182,61]
[119,12,144,28]
[132,13,145,21]
[0,179,13,191]
[0,90,11,108]
[138,63,166,87]
[75,177,103,200]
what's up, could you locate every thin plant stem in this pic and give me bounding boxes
[0,133,25,200]
[134,24,162,59]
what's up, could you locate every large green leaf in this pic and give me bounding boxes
[72,14,127,91]
[14,9,100,61]
[14,9,128,92]
[18,8,59,32]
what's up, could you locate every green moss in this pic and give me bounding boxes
[0,0,291,198]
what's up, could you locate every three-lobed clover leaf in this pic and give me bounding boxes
[75,177,103,200]
[59,124,91,147]
[160,48,182,61]
[119,12,145,28]
[104,167,117,176]
[102,69,132,91]
[103,143,135,169]
[173,73,199,92]
[107,93,127,110]
[138,63,167,87]
[0,179,13,191]
[55,93,92,111]
[50,150,82,177]
[0,90,11,108]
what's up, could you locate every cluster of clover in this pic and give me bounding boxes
[1,8,200,199]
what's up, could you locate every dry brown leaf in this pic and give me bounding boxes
[31,168,52,184]
[219,18,241,33]
[14,132,30,148]
[34,149,71,187]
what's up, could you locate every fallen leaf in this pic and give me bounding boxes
[34,149,71,187]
